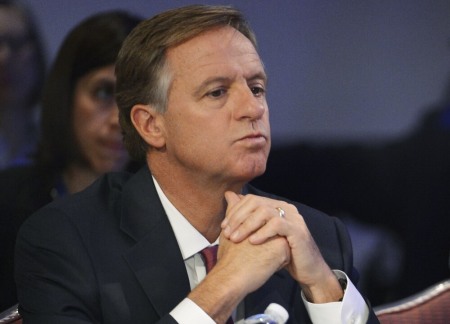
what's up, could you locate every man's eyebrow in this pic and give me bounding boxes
[193,71,268,97]
[247,71,268,85]
[193,76,231,97]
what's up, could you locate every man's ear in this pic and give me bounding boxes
[130,104,166,148]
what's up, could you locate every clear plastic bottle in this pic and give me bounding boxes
[244,303,289,324]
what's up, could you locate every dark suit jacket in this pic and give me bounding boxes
[15,167,379,323]
[0,166,55,310]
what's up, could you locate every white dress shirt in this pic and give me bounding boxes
[152,177,369,323]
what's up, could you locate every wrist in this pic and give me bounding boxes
[301,271,345,303]
[188,266,246,322]
[337,277,347,301]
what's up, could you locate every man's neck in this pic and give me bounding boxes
[148,160,245,242]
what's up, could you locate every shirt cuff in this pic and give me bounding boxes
[302,270,369,324]
[170,298,216,324]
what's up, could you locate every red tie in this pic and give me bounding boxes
[200,245,219,273]
[200,245,234,324]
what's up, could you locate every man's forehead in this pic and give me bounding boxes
[166,26,262,74]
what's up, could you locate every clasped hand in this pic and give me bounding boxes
[219,191,344,303]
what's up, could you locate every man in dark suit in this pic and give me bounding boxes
[15,5,378,323]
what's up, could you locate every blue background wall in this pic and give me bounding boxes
[27,0,450,145]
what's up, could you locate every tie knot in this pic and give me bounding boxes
[200,245,218,273]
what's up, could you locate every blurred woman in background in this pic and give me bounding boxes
[0,9,142,310]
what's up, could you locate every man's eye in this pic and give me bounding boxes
[251,86,265,97]
[208,89,226,98]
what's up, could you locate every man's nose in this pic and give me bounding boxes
[233,86,266,120]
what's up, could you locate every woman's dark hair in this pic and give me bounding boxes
[36,10,142,172]
[0,0,47,108]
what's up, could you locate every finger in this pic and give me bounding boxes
[224,193,252,226]
[221,191,241,229]
[224,194,262,238]
[224,191,241,206]
[248,214,287,244]
[222,191,244,237]
[229,204,278,242]
[223,191,241,222]
[247,204,301,245]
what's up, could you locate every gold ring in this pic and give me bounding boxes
[276,207,285,218]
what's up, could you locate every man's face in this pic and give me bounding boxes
[160,26,271,186]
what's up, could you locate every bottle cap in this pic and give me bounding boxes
[264,303,289,324]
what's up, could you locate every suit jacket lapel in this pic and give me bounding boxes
[120,167,191,317]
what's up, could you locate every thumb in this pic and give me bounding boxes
[222,191,241,228]
[224,191,241,208]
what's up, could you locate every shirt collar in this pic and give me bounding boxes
[152,176,217,261]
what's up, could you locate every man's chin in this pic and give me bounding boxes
[238,164,267,183]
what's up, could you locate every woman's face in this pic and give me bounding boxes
[72,65,129,173]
